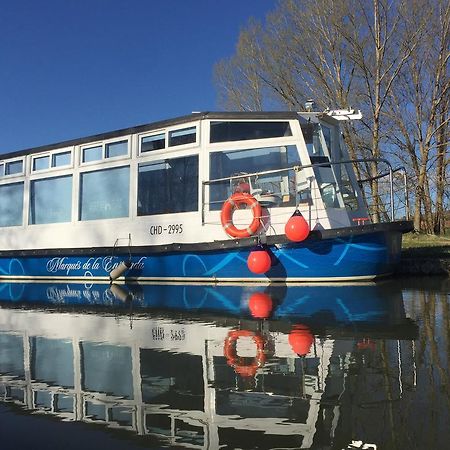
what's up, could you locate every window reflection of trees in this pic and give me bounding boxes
[138,155,198,216]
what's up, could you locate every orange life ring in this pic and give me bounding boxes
[220,193,262,238]
[223,329,266,377]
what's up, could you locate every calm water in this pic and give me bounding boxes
[0,277,448,450]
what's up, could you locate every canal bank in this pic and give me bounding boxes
[398,233,450,276]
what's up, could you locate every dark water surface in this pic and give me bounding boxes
[0,277,448,450]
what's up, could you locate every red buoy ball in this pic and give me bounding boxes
[248,292,273,319]
[247,249,272,274]
[288,324,314,356]
[285,210,309,242]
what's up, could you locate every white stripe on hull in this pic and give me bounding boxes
[0,273,391,284]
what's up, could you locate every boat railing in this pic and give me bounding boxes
[357,164,410,223]
[201,158,409,225]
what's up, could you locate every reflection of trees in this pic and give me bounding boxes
[400,288,450,449]
[337,287,449,449]
[421,291,449,442]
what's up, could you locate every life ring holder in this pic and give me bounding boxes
[224,329,266,377]
[220,193,262,238]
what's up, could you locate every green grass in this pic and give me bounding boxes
[402,232,450,259]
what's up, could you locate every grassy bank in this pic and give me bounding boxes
[400,232,450,276]
[402,232,450,258]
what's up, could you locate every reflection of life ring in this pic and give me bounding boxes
[224,330,266,377]
[357,338,376,351]
[220,193,262,238]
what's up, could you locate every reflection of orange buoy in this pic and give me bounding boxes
[224,330,266,377]
[288,324,314,356]
[248,292,273,319]
[247,246,272,274]
[285,210,309,242]
[357,338,376,351]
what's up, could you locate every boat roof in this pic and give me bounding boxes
[1,111,315,160]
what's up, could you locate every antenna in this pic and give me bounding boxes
[325,109,363,121]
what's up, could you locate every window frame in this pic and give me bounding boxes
[136,154,199,217]
[138,123,199,157]
[0,181,25,228]
[78,164,131,222]
[139,130,166,155]
[80,136,131,167]
[209,120,293,144]
[0,157,25,178]
[208,144,300,211]
[28,174,74,225]
[207,120,298,150]
[31,148,74,174]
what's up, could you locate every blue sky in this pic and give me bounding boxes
[0,0,275,153]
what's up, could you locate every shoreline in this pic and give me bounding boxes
[396,245,450,277]
[397,256,450,276]
[398,238,450,276]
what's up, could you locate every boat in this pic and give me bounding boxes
[0,281,418,448]
[0,109,412,282]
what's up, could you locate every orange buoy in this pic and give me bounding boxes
[288,324,314,356]
[285,210,309,242]
[248,292,273,319]
[247,246,272,274]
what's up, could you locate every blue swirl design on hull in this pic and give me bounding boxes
[0,230,398,280]
[180,232,391,279]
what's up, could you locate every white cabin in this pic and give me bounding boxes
[0,111,368,252]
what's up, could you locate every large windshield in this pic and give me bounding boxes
[209,145,299,209]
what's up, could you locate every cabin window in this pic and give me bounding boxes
[106,140,128,158]
[5,160,23,176]
[79,166,130,221]
[29,175,72,224]
[82,140,129,164]
[168,127,196,147]
[322,126,331,151]
[209,146,298,209]
[82,145,103,163]
[301,123,344,208]
[0,182,24,227]
[141,133,165,153]
[32,151,72,172]
[210,121,292,143]
[301,123,327,158]
[137,155,198,216]
[336,164,359,210]
[33,156,50,171]
[52,151,72,167]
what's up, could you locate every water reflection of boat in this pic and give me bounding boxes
[0,281,418,448]
[0,280,416,338]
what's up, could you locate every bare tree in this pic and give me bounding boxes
[385,0,449,232]
[214,20,267,111]
[214,0,448,230]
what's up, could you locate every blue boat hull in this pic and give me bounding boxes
[0,226,405,282]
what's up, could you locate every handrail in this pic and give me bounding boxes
[357,166,409,221]
[203,157,394,186]
[201,157,404,223]
[357,165,406,184]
